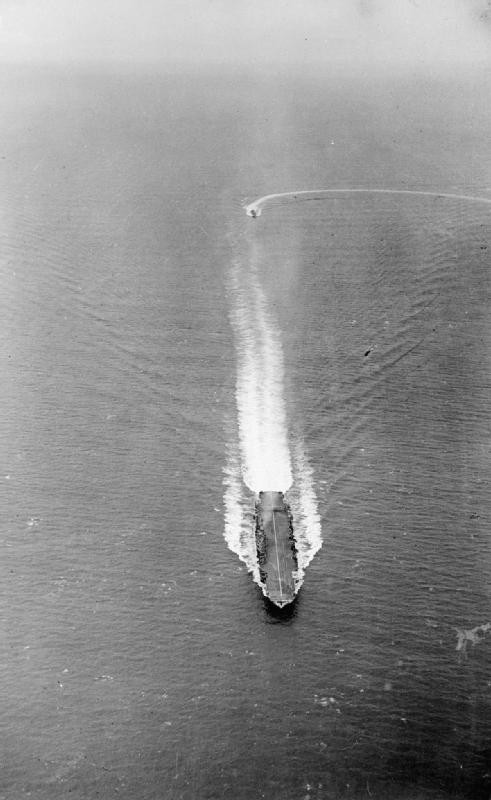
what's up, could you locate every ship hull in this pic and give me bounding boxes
[255,491,298,607]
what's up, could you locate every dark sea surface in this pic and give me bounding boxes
[1,66,491,799]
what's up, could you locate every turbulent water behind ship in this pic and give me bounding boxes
[223,238,322,592]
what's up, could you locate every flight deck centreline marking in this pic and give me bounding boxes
[244,188,491,217]
[271,511,284,603]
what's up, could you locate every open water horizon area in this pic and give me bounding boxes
[1,64,490,799]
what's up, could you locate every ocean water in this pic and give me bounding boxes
[1,66,490,799]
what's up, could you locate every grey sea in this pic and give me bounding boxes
[1,65,491,799]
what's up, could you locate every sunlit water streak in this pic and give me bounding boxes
[223,247,322,592]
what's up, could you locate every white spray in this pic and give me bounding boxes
[223,239,322,592]
[229,254,292,493]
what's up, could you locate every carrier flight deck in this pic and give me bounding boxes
[255,491,298,607]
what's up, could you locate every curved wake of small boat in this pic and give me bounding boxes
[244,188,491,217]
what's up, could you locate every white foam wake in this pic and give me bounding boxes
[288,439,323,578]
[244,187,491,217]
[223,250,323,594]
[228,257,292,493]
[223,438,262,586]
[222,435,322,593]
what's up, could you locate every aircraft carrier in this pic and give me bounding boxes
[254,491,298,607]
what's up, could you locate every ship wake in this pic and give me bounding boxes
[244,187,491,218]
[223,246,322,598]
